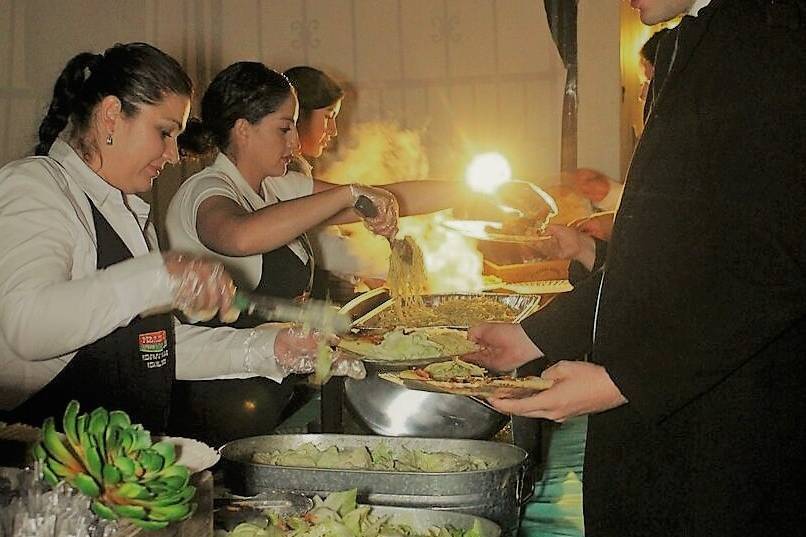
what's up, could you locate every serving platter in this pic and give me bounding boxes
[346,292,542,330]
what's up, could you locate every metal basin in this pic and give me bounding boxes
[219,434,527,537]
[344,362,509,440]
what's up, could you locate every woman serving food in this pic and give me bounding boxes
[0,43,326,433]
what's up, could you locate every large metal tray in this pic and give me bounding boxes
[219,434,528,536]
[342,291,541,329]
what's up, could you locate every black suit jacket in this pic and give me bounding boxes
[522,1,806,535]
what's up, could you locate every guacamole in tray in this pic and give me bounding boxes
[339,327,478,361]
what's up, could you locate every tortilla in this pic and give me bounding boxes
[381,360,554,399]
[338,328,478,361]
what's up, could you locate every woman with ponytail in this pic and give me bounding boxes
[0,43,330,433]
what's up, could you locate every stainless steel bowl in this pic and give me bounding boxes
[344,362,509,439]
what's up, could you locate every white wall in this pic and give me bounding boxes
[578,0,621,181]
[0,0,566,179]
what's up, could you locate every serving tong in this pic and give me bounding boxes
[354,195,414,264]
[232,290,351,334]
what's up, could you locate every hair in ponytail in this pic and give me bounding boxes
[35,42,192,157]
[35,53,101,156]
[179,61,292,158]
[283,66,343,126]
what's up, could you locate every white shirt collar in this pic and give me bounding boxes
[209,152,272,206]
[688,0,711,16]
[49,138,122,208]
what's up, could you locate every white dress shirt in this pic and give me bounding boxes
[0,139,283,411]
[165,153,313,290]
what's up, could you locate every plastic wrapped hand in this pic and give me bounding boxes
[493,180,558,232]
[162,252,238,322]
[274,326,366,382]
[350,183,399,239]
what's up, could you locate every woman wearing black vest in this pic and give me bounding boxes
[0,43,321,434]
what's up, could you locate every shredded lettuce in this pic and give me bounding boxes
[222,489,488,537]
[252,442,488,473]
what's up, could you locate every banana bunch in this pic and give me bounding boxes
[32,400,196,531]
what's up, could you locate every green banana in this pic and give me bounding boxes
[41,465,59,487]
[46,458,75,479]
[108,409,131,429]
[71,472,101,498]
[130,428,152,452]
[33,442,47,463]
[156,464,190,490]
[91,500,119,520]
[130,519,169,531]
[137,449,162,470]
[82,435,104,484]
[113,455,136,478]
[151,441,176,467]
[147,502,194,522]
[41,417,82,472]
[117,482,152,500]
[39,403,196,531]
[62,400,81,452]
[111,504,148,520]
[88,407,109,459]
[148,485,196,507]
[102,463,122,486]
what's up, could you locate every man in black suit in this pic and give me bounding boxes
[466,0,806,535]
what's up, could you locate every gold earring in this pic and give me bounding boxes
[106,134,113,145]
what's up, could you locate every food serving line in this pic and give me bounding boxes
[1,221,574,536]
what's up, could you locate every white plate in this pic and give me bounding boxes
[154,436,220,473]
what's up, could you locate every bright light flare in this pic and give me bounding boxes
[465,152,512,194]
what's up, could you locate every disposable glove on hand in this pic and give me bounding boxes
[162,252,239,322]
[350,183,400,239]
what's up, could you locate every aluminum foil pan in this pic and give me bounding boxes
[345,292,541,330]
[219,434,528,537]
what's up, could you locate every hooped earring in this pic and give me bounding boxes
[106,134,113,146]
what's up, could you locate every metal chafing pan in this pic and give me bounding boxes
[341,291,542,329]
[219,434,528,536]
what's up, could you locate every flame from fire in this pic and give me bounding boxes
[318,121,483,292]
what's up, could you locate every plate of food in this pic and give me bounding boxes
[379,358,554,398]
[338,327,479,365]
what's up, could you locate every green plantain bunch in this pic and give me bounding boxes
[32,400,196,531]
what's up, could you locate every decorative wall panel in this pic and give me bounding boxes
[0,0,571,238]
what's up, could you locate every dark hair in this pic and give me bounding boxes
[639,28,672,68]
[179,62,293,157]
[35,42,192,157]
[283,66,343,126]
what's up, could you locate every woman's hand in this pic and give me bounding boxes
[350,184,399,239]
[273,327,366,380]
[462,322,543,373]
[163,252,238,322]
[487,360,628,421]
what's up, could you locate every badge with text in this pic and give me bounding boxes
[139,330,168,369]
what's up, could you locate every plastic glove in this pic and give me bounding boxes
[162,252,239,322]
[275,326,366,382]
[350,183,399,239]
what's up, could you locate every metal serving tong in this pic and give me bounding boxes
[354,194,413,264]
[232,289,351,334]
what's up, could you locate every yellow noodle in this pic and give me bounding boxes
[373,297,517,328]
[387,236,428,323]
